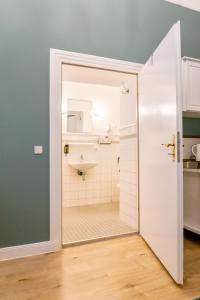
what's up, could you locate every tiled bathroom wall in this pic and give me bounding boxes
[119,76,138,229]
[120,136,138,228]
[62,139,120,207]
[62,80,120,207]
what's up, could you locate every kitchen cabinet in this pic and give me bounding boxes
[184,169,200,235]
[183,57,200,112]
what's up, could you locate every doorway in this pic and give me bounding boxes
[49,49,142,251]
[61,64,138,245]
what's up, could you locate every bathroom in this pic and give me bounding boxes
[61,64,138,245]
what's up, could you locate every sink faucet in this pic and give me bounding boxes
[80,154,84,162]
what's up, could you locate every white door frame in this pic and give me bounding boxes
[49,48,143,249]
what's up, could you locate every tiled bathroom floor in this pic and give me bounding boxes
[62,202,136,245]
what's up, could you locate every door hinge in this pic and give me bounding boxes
[177,131,181,163]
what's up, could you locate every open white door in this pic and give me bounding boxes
[139,22,183,284]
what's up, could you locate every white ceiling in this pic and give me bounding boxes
[165,0,200,12]
[62,64,134,87]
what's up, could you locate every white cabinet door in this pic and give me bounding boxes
[183,57,200,112]
[184,170,200,235]
[139,22,183,284]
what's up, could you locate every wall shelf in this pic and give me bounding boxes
[67,142,96,145]
[183,168,200,173]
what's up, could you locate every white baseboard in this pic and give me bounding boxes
[0,240,60,261]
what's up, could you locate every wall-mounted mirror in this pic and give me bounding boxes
[67,110,83,133]
[64,99,93,133]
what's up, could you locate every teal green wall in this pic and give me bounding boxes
[1,0,200,247]
[183,118,200,136]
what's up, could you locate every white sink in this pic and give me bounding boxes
[68,161,97,172]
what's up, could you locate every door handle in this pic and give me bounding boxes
[161,135,176,162]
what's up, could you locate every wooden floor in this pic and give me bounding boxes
[0,233,200,300]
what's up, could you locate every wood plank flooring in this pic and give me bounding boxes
[0,233,200,300]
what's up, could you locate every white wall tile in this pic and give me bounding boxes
[62,140,120,207]
[120,133,138,229]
